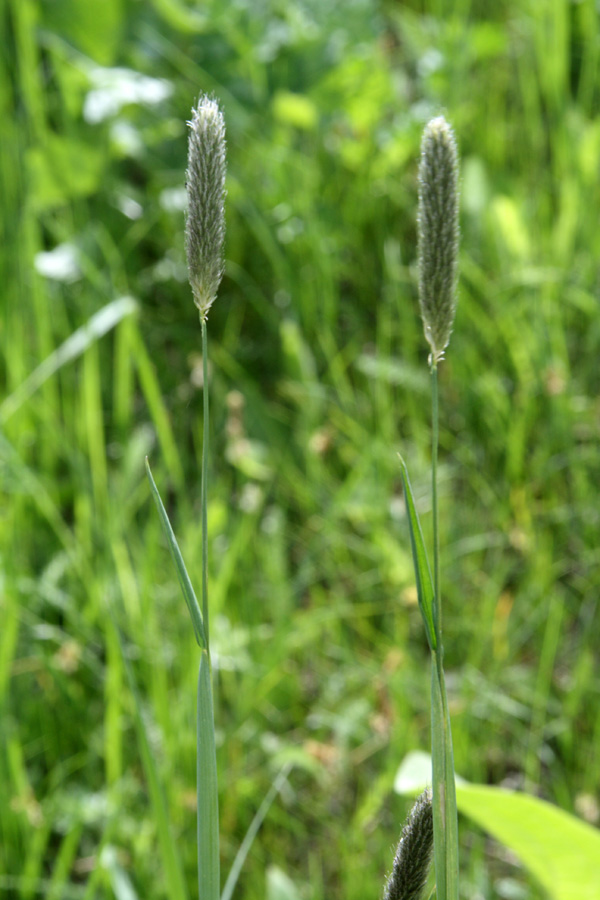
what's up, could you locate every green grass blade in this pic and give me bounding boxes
[431,653,459,900]
[221,764,292,900]
[133,328,184,487]
[197,649,220,900]
[0,296,138,425]
[399,456,437,651]
[120,628,189,900]
[47,824,83,900]
[145,456,206,649]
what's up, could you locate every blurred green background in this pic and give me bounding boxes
[1,0,599,898]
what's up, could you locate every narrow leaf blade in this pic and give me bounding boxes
[119,627,189,900]
[197,649,220,900]
[145,457,205,648]
[221,765,292,900]
[399,457,437,650]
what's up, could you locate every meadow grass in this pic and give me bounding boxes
[1,2,600,898]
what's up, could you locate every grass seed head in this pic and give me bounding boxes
[383,789,434,900]
[417,116,459,363]
[186,95,227,321]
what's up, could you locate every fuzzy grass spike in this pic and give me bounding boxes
[384,790,434,900]
[417,116,459,362]
[186,96,227,321]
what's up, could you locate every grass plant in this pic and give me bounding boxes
[147,95,226,900]
[398,117,460,900]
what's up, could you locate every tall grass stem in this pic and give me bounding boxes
[197,649,220,900]
[431,361,440,644]
[201,317,210,655]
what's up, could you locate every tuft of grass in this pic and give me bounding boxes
[2,4,600,899]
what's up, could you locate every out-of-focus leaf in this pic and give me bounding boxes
[394,752,600,900]
[40,0,124,65]
[0,297,138,424]
[266,866,302,900]
[26,135,105,210]
[272,91,318,131]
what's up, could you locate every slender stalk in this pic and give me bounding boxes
[198,315,219,900]
[197,648,220,900]
[431,651,458,900]
[431,360,440,648]
[201,316,210,655]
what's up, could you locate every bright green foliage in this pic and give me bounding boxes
[2,1,600,899]
[458,784,600,900]
[396,752,600,900]
[121,632,190,900]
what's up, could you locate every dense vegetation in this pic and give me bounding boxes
[1,1,599,898]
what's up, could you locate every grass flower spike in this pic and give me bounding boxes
[417,116,459,362]
[186,95,227,321]
[383,790,434,900]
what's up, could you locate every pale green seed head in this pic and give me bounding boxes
[185,96,227,321]
[417,116,460,363]
[383,789,433,900]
